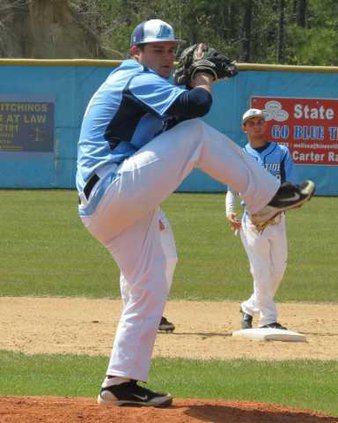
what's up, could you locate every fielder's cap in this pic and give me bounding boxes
[130,19,182,46]
[242,108,265,124]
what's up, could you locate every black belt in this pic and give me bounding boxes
[79,173,100,204]
[84,173,100,199]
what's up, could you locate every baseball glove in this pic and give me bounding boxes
[173,43,238,87]
[253,212,283,233]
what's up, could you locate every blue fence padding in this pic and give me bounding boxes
[0,61,337,194]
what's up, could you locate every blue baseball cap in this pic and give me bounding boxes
[130,19,182,47]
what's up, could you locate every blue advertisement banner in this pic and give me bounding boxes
[0,95,54,152]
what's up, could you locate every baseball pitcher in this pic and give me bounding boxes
[76,19,314,407]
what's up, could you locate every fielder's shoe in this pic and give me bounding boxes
[158,316,175,333]
[240,308,253,329]
[98,380,173,407]
[251,180,315,226]
[261,322,287,330]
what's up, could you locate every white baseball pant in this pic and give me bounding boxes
[81,119,280,381]
[158,209,178,290]
[120,208,177,304]
[240,214,287,326]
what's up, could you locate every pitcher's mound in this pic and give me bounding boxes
[0,396,335,422]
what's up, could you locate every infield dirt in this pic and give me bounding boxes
[1,297,337,360]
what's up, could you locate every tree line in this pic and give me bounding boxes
[75,0,338,65]
[0,0,337,65]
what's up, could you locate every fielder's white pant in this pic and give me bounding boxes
[120,209,177,305]
[81,119,279,381]
[240,214,287,327]
[157,209,178,291]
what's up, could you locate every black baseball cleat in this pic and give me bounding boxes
[261,322,287,330]
[251,180,315,226]
[240,308,253,329]
[97,380,173,407]
[158,316,175,333]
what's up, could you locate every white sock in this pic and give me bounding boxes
[102,376,131,388]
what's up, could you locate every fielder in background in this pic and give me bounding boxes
[225,108,299,331]
[76,18,315,408]
[157,209,177,332]
[120,209,177,333]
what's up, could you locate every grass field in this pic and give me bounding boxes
[0,190,337,302]
[0,190,337,416]
[1,351,337,415]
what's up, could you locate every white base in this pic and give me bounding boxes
[232,328,306,342]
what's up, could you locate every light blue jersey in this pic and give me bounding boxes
[76,59,185,192]
[243,141,298,184]
[231,141,298,213]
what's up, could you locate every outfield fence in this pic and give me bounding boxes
[0,59,337,195]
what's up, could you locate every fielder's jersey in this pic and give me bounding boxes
[230,141,298,213]
[76,59,185,193]
[243,141,298,184]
